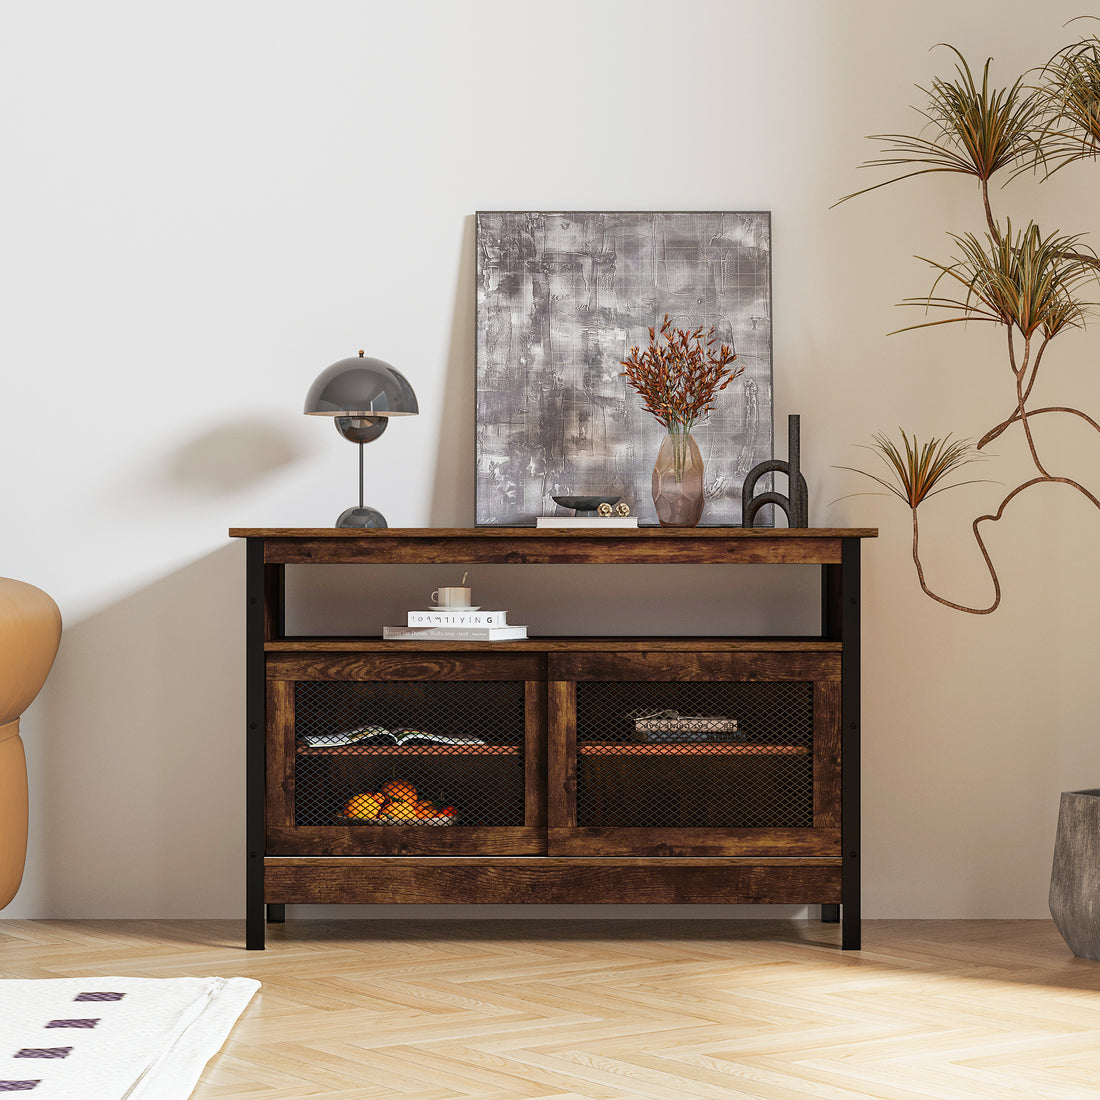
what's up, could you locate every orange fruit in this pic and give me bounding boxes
[382,779,417,802]
[344,792,384,819]
[387,801,417,821]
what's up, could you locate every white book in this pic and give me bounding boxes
[535,516,639,527]
[407,610,508,627]
[383,625,528,641]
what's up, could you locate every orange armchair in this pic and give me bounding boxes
[0,578,61,910]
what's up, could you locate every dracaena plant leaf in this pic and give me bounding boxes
[1035,26,1100,175]
[836,431,988,509]
[834,46,1046,206]
[894,220,1097,339]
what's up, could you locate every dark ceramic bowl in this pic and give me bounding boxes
[552,495,622,515]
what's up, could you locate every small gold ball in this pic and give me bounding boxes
[615,502,631,516]
[597,502,613,517]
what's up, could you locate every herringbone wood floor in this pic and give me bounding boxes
[1,918,1099,1099]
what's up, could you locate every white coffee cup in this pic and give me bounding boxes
[432,586,471,607]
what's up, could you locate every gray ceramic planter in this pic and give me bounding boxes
[1050,788,1100,961]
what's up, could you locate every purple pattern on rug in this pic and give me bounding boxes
[3,988,132,1090]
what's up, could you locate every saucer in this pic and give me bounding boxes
[429,605,481,611]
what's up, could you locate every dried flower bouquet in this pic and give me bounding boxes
[620,315,741,435]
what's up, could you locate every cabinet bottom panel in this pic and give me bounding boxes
[264,857,842,905]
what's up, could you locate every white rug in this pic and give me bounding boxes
[0,976,259,1098]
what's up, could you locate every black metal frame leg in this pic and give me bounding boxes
[246,538,268,949]
[839,538,861,950]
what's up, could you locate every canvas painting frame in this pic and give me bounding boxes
[475,210,773,526]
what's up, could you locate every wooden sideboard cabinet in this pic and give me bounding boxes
[229,527,876,950]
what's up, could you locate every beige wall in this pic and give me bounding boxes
[2,0,1098,920]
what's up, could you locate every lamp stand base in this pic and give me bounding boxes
[335,506,387,529]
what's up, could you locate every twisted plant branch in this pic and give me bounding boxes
[910,473,1100,614]
[979,405,1100,448]
[910,505,999,614]
[1009,329,1051,477]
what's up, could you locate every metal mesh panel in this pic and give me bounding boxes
[575,680,813,828]
[294,681,525,827]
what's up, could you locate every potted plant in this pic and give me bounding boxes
[835,28,1100,958]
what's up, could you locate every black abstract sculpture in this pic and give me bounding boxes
[741,414,808,528]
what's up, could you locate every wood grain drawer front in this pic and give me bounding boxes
[548,827,840,858]
[266,825,546,857]
[548,650,840,683]
[268,651,544,681]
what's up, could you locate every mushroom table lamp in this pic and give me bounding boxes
[304,351,419,528]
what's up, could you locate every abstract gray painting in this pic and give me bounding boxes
[475,211,772,526]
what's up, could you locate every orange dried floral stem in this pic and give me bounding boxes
[620,314,742,431]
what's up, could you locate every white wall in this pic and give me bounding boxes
[3,0,1098,921]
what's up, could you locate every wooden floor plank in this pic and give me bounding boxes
[1,919,1099,1099]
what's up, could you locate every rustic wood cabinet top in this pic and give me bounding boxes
[229,527,877,566]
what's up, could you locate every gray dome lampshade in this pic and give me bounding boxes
[304,351,420,418]
[304,351,419,529]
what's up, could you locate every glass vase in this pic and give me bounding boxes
[651,428,705,527]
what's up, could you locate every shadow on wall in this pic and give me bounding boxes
[166,416,305,494]
[18,543,244,919]
[430,214,477,526]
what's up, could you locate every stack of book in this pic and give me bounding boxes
[535,515,638,528]
[383,608,527,641]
